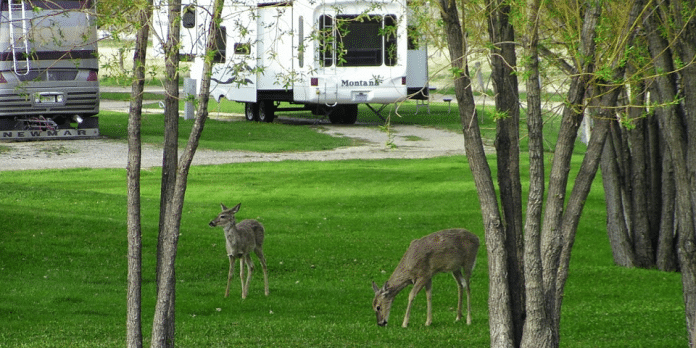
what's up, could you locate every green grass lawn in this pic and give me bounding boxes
[0,155,687,347]
[0,91,684,347]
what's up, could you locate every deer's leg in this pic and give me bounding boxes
[464,273,472,325]
[243,254,254,298]
[424,279,433,326]
[255,248,269,296]
[239,257,247,299]
[225,255,235,298]
[452,270,465,322]
[403,279,426,328]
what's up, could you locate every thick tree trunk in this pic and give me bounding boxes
[485,1,524,344]
[645,3,696,345]
[437,0,513,346]
[520,0,553,345]
[601,123,637,267]
[540,4,602,346]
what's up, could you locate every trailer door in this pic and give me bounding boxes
[220,3,257,103]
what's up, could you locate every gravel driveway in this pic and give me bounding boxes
[0,112,470,171]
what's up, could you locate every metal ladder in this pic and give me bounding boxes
[8,0,30,75]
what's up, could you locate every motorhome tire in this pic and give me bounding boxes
[245,103,259,121]
[258,101,275,123]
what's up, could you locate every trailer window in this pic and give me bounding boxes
[212,26,226,63]
[318,14,398,67]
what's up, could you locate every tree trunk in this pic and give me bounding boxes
[152,0,182,345]
[436,0,514,346]
[600,122,637,267]
[540,5,600,344]
[126,3,152,347]
[520,0,553,345]
[150,0,224,345]
[645,2,696,345]
[485,1,524,344]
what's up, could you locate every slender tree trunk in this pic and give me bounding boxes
[485,1,524,344]
[150,0,224,345]
[126,3,152,347]
[153,0,182,345]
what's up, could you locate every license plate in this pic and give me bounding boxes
[34,93,63,104]
[38,95,57,103]
[353,92,368,102]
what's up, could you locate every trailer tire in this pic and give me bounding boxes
[258,101,275,123]
[329,105,358,124]
[342,104,358,124]
[245,103,259,121]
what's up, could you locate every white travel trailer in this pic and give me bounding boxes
[155,0,428,124]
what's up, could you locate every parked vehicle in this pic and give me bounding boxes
[0,0,99,140]
[154,0,428,124]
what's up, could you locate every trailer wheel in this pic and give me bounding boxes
[258,101,275,123]
[245,103,259,121]
[342,104,358,124]
[328,105,358,124]
[328,106,344,124]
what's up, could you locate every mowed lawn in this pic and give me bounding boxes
[0,105,688,347]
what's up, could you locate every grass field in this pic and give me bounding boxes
[0,102,688,347]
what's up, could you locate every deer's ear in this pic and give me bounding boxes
[231,203,242,214]
[372,281,380,293]
[220,203,227,211]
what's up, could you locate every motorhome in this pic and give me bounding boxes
[155,0,428,124]
[0,0,99,140]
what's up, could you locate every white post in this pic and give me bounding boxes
[183,78,196,120]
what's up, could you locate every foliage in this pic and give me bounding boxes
[0,156,686,347]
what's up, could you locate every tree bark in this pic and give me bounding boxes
[152,0,182,345]
[540,5,600,344]
[150,0,224,345]
[485,1,524,344]
[644,2,696,345]
[437,0,513,346]
[601,122,637,267]
[520,0,553,345]
[126,3,151,347]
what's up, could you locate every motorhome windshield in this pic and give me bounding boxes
[318,14,397,67]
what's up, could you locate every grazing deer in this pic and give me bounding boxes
[209,203,269,299]
[372,228,480,327]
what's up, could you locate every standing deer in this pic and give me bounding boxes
[209,203,269,299]
[371,228,480,327]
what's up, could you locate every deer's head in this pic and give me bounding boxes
[209,203,241,228]
[372,281,394,327]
